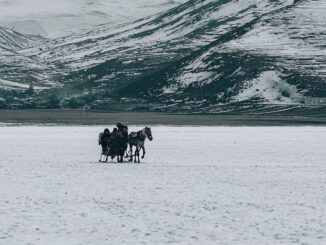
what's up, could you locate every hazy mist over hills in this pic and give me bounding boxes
[0,0,186,37]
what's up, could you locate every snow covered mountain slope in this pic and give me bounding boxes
[0,27,44,50]
[0,27,59,107]
[0,47,57,88]
[27,0,294,68]
[0,0,186,38]
[0,46,60,107]
[4,20,49,38]
[126,0,326,113]
[1,0,325,114]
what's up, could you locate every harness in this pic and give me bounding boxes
[137,131,146,142]
[129,130,146,143]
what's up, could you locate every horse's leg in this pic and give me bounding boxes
[120,146,126,163]
[116,145,120,163]
[129,144,133,162]
[123,145,128,161]
[119,151,123,163]
[134,147,139,163]
[141,145,145,159]
[137,147,140,163]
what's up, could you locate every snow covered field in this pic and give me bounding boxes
[0,126,326,244]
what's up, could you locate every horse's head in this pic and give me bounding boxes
[144,127,153,141]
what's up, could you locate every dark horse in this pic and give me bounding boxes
[99,127,129,163]
[128,127,153,163]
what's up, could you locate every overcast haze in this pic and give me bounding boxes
[0,0,186,37]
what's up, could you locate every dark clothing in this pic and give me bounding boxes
[100,132,111,154]
[117,123,128,133]
[100,132,111,144]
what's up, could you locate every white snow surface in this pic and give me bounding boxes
[233,71,304,105]
[224,0,326,77]
[0,126,326,244]
[0,78,48,90]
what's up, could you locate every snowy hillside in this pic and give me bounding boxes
[225,1,326,77]
[0,27,43,50]
[0,48,59,108]
[0,0,186,38]
[0,27,58,107]
[26,0,296,68]
[0,0,325,113]
[144,0,326,113]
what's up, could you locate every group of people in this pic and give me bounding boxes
[98,122,129,157]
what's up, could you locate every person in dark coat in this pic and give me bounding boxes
[115,122,128,145]
[116,122,124,132]
[99,128,111,154]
